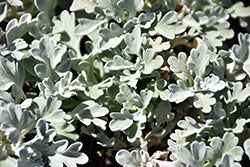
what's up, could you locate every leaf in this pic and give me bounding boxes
[194,75,226,92]
[152,77,170,101]
[6,13,37,44]
[30,37,69,81]
[53,10,83,57]
[51,122,79,141]
[168,52,188,73]
[168,80,195,103]
[204,102,226,124]
[33,96,65,123]
[155,101,174,126]
[38,72,76,99]
[96,0,124,23]
[208,132,243,164]
[244,138,250,160]
[115,149,141,167]
[142,48,164,74]
[0,2,7,22]
[18,147,44,167]
[34,0,57,25]
[138,12,155,29]
[72,100,109,130]
[155,11,186,39]
[175,141,207,167]
[228,2,250,18]
[194,93,216,113]
[183,12,208,27]
[124,26,142,55]
[116,84,141,109]
[152,36,170,52]
[0,103,29,144]
[117,0,144,18]
[187,44,210,77]
[48,140,88,167]
[217,154,241,167]
[109,109,133,131]
[125,122,142,143]
[70,0,96,12]
[0,57,25,98]
[226,82,250,103]
[120,69,141,88]
[105,55,137,71]
[6,0,23,6]
[177,116,212,137]
[75,18,106,36]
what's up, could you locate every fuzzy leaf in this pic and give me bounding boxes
[194,93,216,113]
[228,2,250,18]
[72,100,109,130]
[30,37,69,81]
[178,116,212,137]
[217,154,241,167]
[194,75,226,92]
[226,82,250,103]
[6,13,37,44]
[0,103,29,144]
[48,140,88,167]
[187,45,210,77]
[244,138,250,160]
[155,11,186,39]
[70,0,95,12]
[168,80,194,103]
[155,101,174,126]
[115,149,141,167]
[0,2,7,22]
[175,141,207,167]
[116,84,141,109]
[142,49,164,74]
[124,26,142,55]
[117,0,144,18]
[0,57,25,98]
[75,18,106,36]
[105,55,136,71]
[109,109,133,131]
[208,132,243,163]
[168,52,188,73]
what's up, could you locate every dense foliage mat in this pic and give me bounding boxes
[0,0,250,166]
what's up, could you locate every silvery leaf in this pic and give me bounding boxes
[155,11,186,39]
[168,80,194,103]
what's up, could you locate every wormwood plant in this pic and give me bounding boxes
[0,0,250,166]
